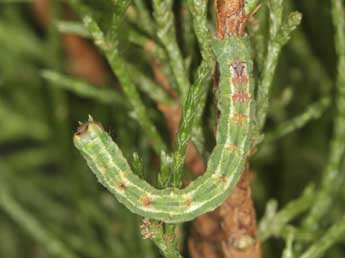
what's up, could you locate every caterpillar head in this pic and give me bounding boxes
[73,119,104,150]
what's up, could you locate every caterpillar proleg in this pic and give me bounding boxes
[74,36,255,223]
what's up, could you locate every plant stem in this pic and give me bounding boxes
[303,0,345,231]
[132,0,155,35]
[42,70,128,106]
[167,0,214,187]
[256,1,301,131]
[141,220,184,258]
[299,215,345,258]
[81,14,167,155]
[152,0,190,101]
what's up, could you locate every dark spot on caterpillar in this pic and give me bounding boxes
[118,181,126,191]
[141,196,153,208]
[232,92,250,103]
[217,175,228,185]
[185,197,193,207]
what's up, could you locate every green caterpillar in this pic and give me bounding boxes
[74,36,255,223]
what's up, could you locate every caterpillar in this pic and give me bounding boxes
[73,35,255,223]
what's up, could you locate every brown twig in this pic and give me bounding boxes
[154,61,206,175]
[216,0,246,38]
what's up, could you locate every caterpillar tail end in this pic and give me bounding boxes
[73,120,105,150]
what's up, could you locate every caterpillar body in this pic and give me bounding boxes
[73,36,255,223]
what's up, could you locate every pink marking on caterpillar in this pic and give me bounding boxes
[230,61,248,86]
[141,195,153,207]
[231,113,248,126]
[225,143,241,157]
[232,92,251,103]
